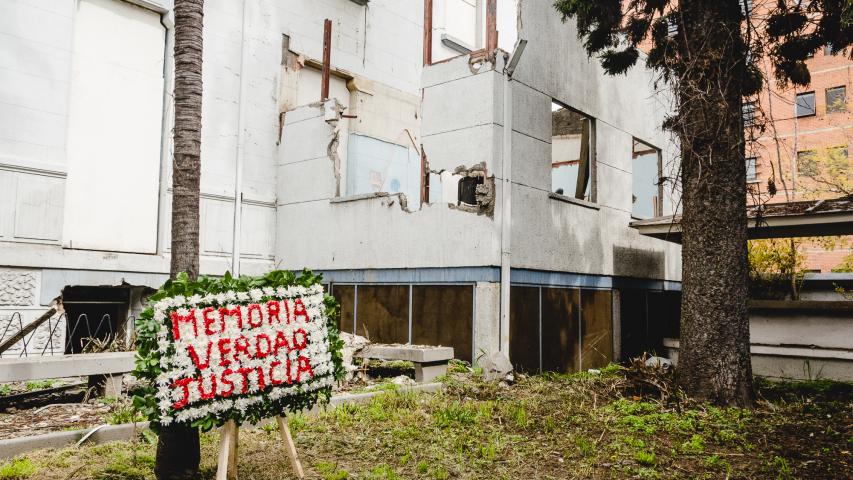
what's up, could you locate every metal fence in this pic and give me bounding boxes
[0,312,130,358]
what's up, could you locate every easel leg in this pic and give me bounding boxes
[277,416,305,479]
[216,420,239,480]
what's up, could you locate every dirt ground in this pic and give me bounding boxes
[1,367,850,479]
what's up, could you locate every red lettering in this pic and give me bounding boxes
[236,367,254,394]
[170,310,197,341]
[187,341,213,370]
[220,368,235,397]
[283,299,292,324]
[233,335,250,362]
[197,374,217,400]
[273,331,291,356]
[292,299,309,323]
[256,366,266,391]
[246,303,263,328]
[266,300,281,325]
[171,377,194,409]
[292,328,308,350]
[269,361,284,385]
[255,334,272,358]
[295,355,314,382]
[202,307,218,335]
[217,338,232,367]
[219,306,243,330]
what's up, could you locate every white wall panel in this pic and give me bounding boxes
[62,0,165,253]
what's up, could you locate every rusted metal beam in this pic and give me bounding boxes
[486,0,497,53]
[321,19,332,101]
[423,0,433,66]
[420,149,429,205]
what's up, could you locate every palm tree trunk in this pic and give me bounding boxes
[155,0,204,478]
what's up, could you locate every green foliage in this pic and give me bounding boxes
[0,459,36,480]
[748,239,804,299]
[131,269,345,431]
[433,401,479,428]
[634,450,657,467]
[553,0,850,89]
[316,461,349,480]
[106,402,146,425]
[0,384,11,396]
[24,380,55,391]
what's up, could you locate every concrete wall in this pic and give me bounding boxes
[664,301,853,381]
[0,0,429,299]
[503,3,681,280]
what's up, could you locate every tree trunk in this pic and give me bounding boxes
[675,0,754,407]
[156,0,204,478]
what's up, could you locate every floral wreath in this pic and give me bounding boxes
[132,270,344,431]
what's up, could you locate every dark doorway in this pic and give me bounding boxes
[62,286,130,354]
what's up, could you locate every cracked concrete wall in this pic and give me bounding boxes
[490,5,683,281]
[415,12,681,282]
[276,99,500,270]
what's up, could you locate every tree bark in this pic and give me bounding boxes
[156,0,204,478]
[675,0,754,407]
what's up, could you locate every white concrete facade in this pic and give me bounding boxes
[1,0,682,364]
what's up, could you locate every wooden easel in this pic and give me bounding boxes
[216,416,304,479]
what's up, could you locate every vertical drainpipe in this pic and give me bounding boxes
[499,57,513,355]
[231,0,251,277]
[157,8,174,256]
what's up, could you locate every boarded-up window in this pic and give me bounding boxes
[331,285,355,335]
[509,287,540,373]
[580,290,613,369]
[62,0,165,253]
[541,288,580,373]
[356,285,409,344]
[412,285,473,363]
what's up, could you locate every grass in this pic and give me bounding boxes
[6,370,851,479]
[0,459,36,480]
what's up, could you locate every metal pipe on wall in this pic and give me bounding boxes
[231,0,251,277]
[499,60,513,355]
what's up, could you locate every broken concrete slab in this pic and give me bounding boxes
[0,352,135,383]
[356,345,454,364]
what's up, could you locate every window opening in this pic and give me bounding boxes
[551,101,594,201]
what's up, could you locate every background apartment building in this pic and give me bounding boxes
[744,4,852,273]
[0,0,681,371]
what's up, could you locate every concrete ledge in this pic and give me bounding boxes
[0,422,149,460]
[0,383,443,459]
[356,345,454,363]
[548,192,601,210]
[749,299,853,312]
[0,352,136,382]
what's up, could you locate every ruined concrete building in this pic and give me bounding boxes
[0,0,681,370]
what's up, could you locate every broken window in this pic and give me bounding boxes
[551,102,594,201]
[458,176,483,206]
[826,86,846,113]
[632,139,661,219]
[62,286,130,354]
[796,92,816,117]
[746,157,758,183]
[742,101,756,127]
[346,134,421,205]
